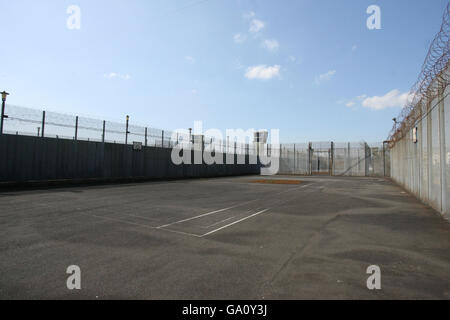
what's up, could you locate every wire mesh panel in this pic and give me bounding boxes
[3,105,44,137]
[390,82,449,217]
[104,121,127,144]
[366,142,387,177]
[310,142,331,175]
[388,5,449,217]
[430,96,442,211]
[445,85,450,214]
[277,141,387,177]
[128,124,146,145]
[77,116,105,142]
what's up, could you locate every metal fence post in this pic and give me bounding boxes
[41,111,46,137]
[0,91,9,135]
[383,142,386,177]
[75,116,78,141]
[347,142,351,174]
[438,86,447,213]
[102,120,106,143]
[162,130,164,148]
[125,115,130,145]
[294,144,296,173]
[330,142,335,176]
[308,142,312,175]
[145,127,148,147]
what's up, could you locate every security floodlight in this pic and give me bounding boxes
[1,91,9,101]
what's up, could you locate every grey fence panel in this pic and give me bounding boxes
[390,81,449,219]
[445,85,450,214]
[0,134,261,183]
[277,141,389,177]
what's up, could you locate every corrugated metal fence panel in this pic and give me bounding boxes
[390,83,449,219]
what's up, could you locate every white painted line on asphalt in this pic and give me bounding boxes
[157,227,203,238]
[78,211,156,230]
[156,183,314,229]
[201,216,237,228]
[156,183,313,229]
[200,208,270,237]
[156,206,239,228]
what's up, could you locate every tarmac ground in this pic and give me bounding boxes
[0,175,449,299]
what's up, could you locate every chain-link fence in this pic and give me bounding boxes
[390,83,449,218]
[1,104,258,155]
[277,141,390,177]
[389,4,449,219]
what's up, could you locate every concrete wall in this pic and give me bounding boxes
[390,84,449,219]
[0,134,260,184]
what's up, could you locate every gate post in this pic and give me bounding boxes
[308,142,313,175]
[294,144,296,174]
[75,116,78,141]
[365,142,371,176]
[41,111,46,137]
[330,142,334,176]
[145,127,148,147]
[102,120,106,143]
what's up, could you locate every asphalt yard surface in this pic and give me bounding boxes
[0,175,449,299]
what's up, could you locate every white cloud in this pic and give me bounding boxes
[314,70,336,85]
[243,11,255,19]
[352,44,357,51]
[245,65,281,80]
[340,94,366,106]
[233,59,245,70]
[185,56,196,64]
[288,55,296,62]
[362,89,412,110]
[105,72,118,79]
[249,19,265,33]
[356,94,367,100]
[261,39,279,52]
[233,33,246,44]
[104,72,131,80]
[190,89,198,95]
[345,101,355,107]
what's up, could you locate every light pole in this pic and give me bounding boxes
[392,118,398,131]
[1,91,10,135]
[125,115,130,145]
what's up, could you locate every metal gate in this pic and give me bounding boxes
[309,143,332,175]
[277,141,390,177]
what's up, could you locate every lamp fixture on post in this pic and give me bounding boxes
[0,91,10,135]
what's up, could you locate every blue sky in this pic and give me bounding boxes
[0,0,447,142]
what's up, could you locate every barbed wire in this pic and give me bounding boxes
[388,3,450,146]
[3,104,260,153]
